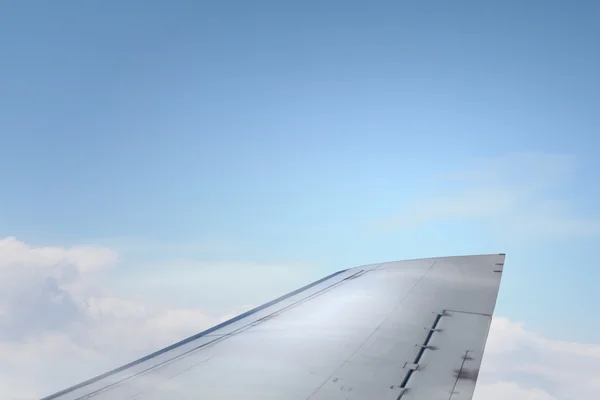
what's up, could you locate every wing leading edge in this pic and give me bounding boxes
[42,254,505,400]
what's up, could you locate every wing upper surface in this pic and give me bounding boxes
[42,254,505,400]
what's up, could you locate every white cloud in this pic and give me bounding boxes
[373,152,600,241]
[474,316,600,400]
[474,381,558,400]
[0,237,118,340]
[0,237,221,399]
[0,236,118,273]
[2,236,600,399]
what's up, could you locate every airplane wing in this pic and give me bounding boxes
[42,254,505,400]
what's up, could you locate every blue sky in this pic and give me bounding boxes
[1,2,600,398]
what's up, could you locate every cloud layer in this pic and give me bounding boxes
[0,237,220,398]
[1,236,599,399]
[474,316,600,400]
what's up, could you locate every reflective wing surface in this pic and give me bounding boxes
[43,254,505,400]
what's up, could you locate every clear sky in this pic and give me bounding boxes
[1,1,599,399]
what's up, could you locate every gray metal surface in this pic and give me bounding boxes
[42,254,505,400]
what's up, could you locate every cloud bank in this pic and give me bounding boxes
[0,237,220,398]
[1,236,599,399]
[474,316,600,400]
